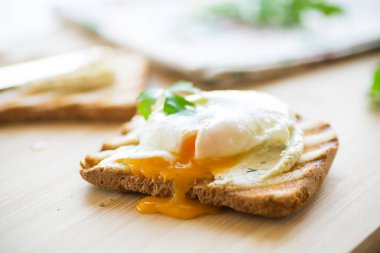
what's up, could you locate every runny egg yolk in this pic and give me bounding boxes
[116,134,239,219]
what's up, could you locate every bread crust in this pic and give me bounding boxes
[80,119,338,217]
[0,103,137,123]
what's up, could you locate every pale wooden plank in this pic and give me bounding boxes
[0,46,379,253]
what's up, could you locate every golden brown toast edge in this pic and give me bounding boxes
[80,119,338,217]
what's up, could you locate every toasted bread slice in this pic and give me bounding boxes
[0,51,149,123]
[80,118,338,217]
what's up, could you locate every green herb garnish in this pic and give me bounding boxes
[137,81,201,120]
[164,93,196,115]
[207,0,343,27]
[136,88,162,120]
[369,63,380,104]
[247,168,258,173]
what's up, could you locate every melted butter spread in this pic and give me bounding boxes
[99,90,304,219]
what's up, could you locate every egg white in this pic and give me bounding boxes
[101,90,304,186]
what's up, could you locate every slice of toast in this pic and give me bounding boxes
[0,51,149,123]
[80,118,338,218]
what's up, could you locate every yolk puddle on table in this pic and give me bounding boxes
[117,134,239,219]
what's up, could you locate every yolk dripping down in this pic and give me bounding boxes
[116,134,239,219]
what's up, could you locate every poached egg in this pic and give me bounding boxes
[99,90,304,219]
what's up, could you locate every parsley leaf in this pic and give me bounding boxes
[136,81,201,120]
[164,93,196,115]
[207,0,343,27]
[311,1,343,16]
[136,88,162,120]
[369,63,380,104]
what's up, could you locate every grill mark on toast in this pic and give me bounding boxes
[101,135,139,151]
[304,127,336,146]
[120,122,132,135]
[298,119,330,135]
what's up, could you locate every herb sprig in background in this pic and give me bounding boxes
[207,0,343,27]
[369,63,380,104]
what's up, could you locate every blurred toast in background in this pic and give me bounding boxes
[0,47,149,123]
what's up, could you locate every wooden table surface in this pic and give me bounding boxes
[0,27,380,253]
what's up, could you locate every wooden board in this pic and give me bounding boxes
[1,52,380,253]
